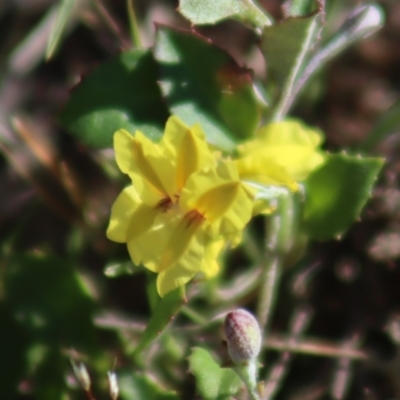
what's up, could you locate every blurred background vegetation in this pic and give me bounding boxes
[1,0,400,399]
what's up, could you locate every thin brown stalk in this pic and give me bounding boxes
[264,336,367,360]
[90,0,129,48]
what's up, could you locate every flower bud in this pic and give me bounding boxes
[224,309,262,365]
[71,360,91,392]
[107,371,119,400]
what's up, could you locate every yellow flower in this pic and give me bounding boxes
[106,117,254,296]
[236,120,325,190]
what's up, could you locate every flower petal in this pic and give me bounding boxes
[156,235,224,297]
[158,214,205,273]
[113,129,137,175]
[238,120,325,181]
[114,129,176,200]
[181,161,254,237]
[156,266,196,298]
[235,155,298,191]
[127,208,182,271]
[201,239,224,278]
[106,185,141,243]
[162,116,215,191]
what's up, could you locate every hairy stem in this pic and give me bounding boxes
[126,0,142,48]
[256,192,294,331]
[234,360,261,400]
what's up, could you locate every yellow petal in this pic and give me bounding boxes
[235,155,298,191]
[155,227,224,296]
[137,131,179,200]
[201,239,224,278]
[114,129,176,200]
[157,213,205,273]
[106,185,141,243]
[156,266,196,298]
[133,131,175,195]
[238,120,325,180]
[156,234,225,296]
[180,161,254,237]
[131,170,166,206]
[162,116,215,191]
[127,207,182,272]
[154,220,206,297]
[113,129,137,175]
[240,120,323,152]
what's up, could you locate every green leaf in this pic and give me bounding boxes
[60,49,169,148]
[46,0,78,60]
[178,0,272,28]
[154,27,260,152]
[361,99,400,151]
[261,12,320,120]
[283,0,316,16]
[0,305,27,399]
[188,347,242,400]
[302,153,384,240]
[119,372,179,400]
[133,286,186,356]
[2,254,100,397]
[291,4,384,105]
[4,254,98,349]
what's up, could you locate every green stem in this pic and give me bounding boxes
[256,192,294,331]
[180,305,207,325]
[234,360,260,400]
[126,0,142,48]
[242,227,263,264]
[256,255,281,331]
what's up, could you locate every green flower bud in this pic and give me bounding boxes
[224,309,262,365]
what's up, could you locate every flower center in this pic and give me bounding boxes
[155,193,181,213]
[156,197,174,213]
[185,209,205,228]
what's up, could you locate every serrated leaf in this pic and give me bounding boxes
[261,12,320,120]
[178,0,272,28]
[188,347,242,400]
[133,286,186,356]
[119,372,179,400]
[302,153,384,240]
[60,49,169,148]
[46,0,78,60]
[154,26,260,152]
[361,99,400,151]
